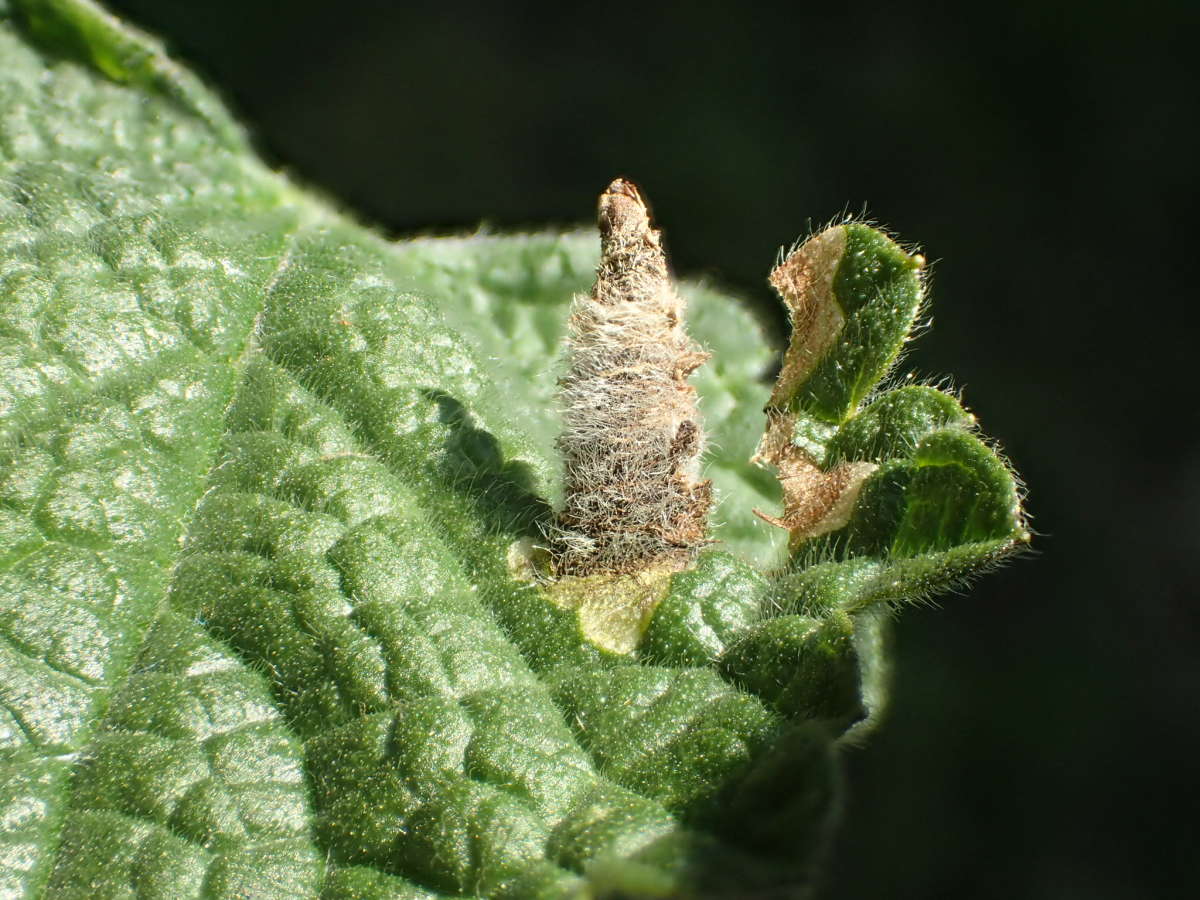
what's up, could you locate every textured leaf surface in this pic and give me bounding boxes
[0,1,1027,897]
[0,2,814,897]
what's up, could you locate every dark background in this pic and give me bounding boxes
[104,1,1198,896]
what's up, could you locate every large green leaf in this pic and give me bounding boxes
[0,1,1026,897]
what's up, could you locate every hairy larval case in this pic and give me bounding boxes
[550,180,712,576]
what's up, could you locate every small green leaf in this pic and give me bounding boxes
[767,224,924,426]
[755,222,1025,574]
[854,429,1023,557]
[824,384,974,467]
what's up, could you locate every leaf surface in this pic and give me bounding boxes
[0,2,1027,897]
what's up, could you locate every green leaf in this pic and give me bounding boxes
[766,224,924,427]
[782,385,1027,612]
[0,1,1029,897]
[756,223,1026,588]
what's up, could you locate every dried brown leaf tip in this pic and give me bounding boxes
[550,179,712,576]
[753,422,876,543]
[752,229,878,543]
[765,227,847,407]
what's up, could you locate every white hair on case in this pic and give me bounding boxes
[549,179,712,576]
